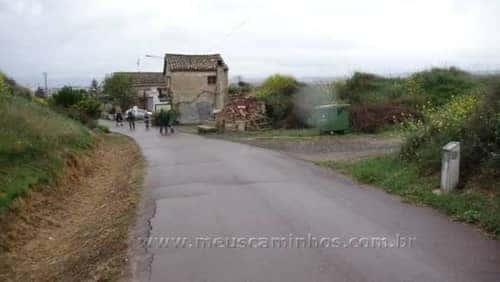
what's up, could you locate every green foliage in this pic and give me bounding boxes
[326,155,500,237]
[228,81,252,95]
[338,68,477,108]
[50,86,102,127]
[335,67,488,133]
[73,97,102,120]
[460,87,500,173]
[336,72,403,105]
[0,77,93,208]
[401,85,499,182]
[411,67,477,106]
[0,71,32,99]
[0,73,8,97]
[51,86,87,108]
[256,74,299,124]
[103,73,136,111]
[401,95,480,171]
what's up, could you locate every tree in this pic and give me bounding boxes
[89,78,100,97]
[50,86,87,108]
[256,74,299,124]
[103,73,135,111]
[34,87,46,98]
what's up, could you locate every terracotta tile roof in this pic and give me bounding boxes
[115,72,166,87]
[164,53,228,72]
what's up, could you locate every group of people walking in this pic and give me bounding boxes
[114,108,176,135]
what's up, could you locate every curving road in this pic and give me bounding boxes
[107,122,500,282]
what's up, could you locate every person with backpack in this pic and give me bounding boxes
[127,110,135,130]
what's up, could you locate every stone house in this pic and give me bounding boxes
[163,53,228,124]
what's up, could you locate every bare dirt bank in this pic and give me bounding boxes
[0,133,145,281]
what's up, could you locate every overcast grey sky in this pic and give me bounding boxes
[1,0,499,87]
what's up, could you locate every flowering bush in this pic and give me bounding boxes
[400,94,480,170]
[400,87,499,182]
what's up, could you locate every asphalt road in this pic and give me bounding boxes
[107,122,500,282]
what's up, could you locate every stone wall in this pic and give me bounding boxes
[215,67,228,110]
[168,68,228,124]
[170,71,215,124]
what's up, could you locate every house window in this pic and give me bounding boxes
[208,76,217,84]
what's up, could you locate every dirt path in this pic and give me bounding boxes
[0,133,145,281]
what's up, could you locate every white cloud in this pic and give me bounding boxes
[0,0,499,87]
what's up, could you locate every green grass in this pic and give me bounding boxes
[0,95,93,209]
[317,155,500,238]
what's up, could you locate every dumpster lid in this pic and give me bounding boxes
[315,103,350,109]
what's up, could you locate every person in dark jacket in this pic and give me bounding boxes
[127,111,135,130]
[115,112,124,127]
[166,109,176,133]
[158,109,169,135]
[144,112,150,130]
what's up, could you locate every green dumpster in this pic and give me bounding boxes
[313,104,350,134]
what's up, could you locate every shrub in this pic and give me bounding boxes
[73,97,102,120]
[50,87,102,127]
[50,86,87,108]
[256,74,299,125]
[400,93,491,177]
[460,87,500,175]
[411,67,477,106]
[350,102,422,133]
[336,72,403,105]
[0,71,32,99]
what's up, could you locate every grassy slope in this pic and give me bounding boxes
[0,133,145,281]
[318,155,500,238]
[0,95,93,208]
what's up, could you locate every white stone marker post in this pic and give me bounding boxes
[441,142,460,193]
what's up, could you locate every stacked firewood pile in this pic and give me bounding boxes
[215,94,270,131]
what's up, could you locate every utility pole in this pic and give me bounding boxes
[43,72,48,97]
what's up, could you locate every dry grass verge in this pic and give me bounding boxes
[0,133,145,281]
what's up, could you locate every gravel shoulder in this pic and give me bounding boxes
[203,129,402,162]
